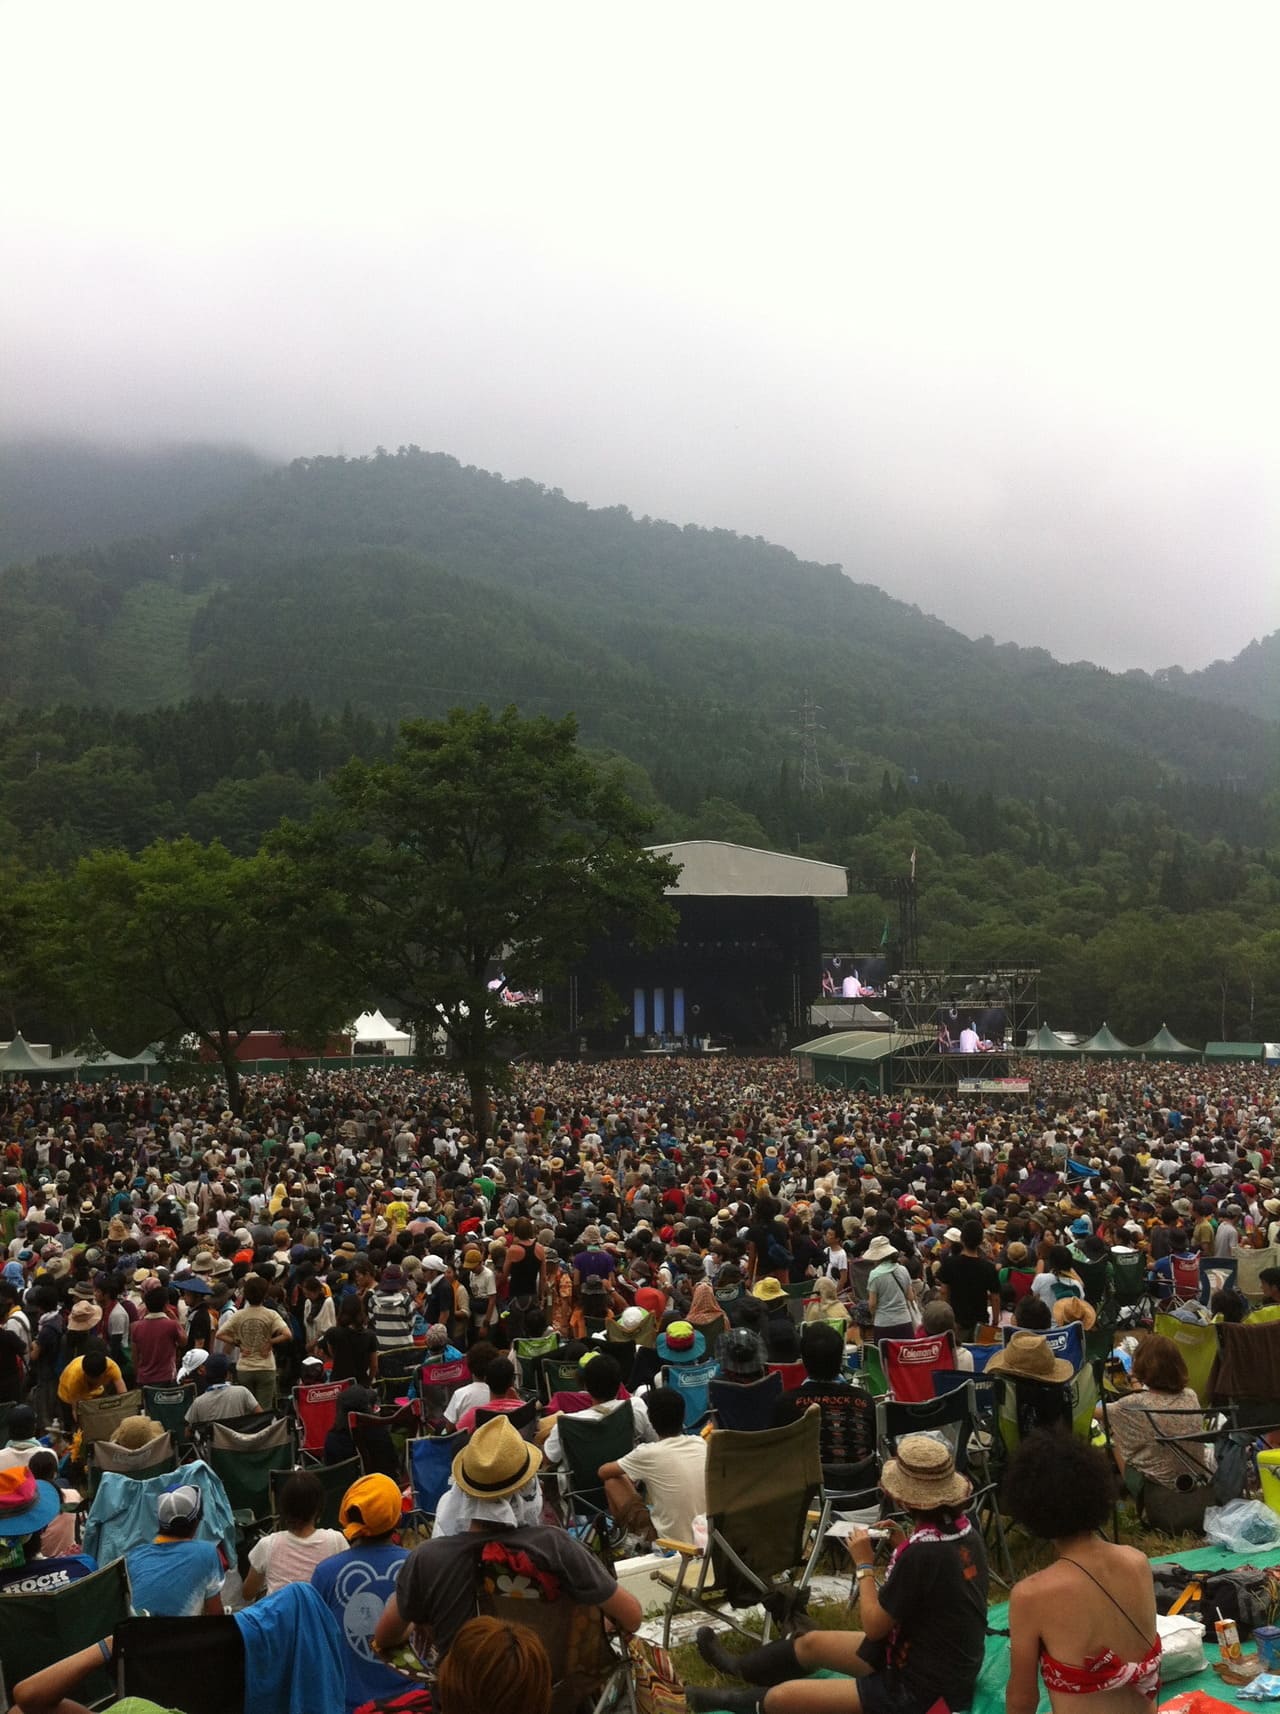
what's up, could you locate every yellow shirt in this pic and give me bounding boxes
[58,1355,124,1406]
[386,1200,410,1231]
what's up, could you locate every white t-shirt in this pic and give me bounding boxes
[618,1434,708,1542]
[247,1527,347,1595]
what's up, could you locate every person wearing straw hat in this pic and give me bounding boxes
[372,1416,642,1663]
[691,1432,987,1713]
[864,1234,918,1345]
[985,1331,1077,1438]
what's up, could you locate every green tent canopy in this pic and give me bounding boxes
[1204,1041,1265,1061]
[1135,1024,1198,1058]
[1078,1022,1132,1055]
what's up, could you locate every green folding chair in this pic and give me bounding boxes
[269,1455,362,1529]
[0,1558,131,1706]
[208,1416,294,1539]
[1154,1312,1219,1406]
[143,1381,197,1446]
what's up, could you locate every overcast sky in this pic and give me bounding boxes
[2,2,1276,671]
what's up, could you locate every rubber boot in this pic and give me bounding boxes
[695,1627,802,1685]
[685,1687,768,1713]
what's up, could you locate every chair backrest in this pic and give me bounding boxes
[473,1539,624,1710]
[1203,1258,1239,1301]
[209,1416,295,1524]
[1155,1311,1220,1404]
[704,1408,822,1600]
[709,1371,784,1432]
[93,1431,177,1481]
[0,1558,131,1706]
[348,1399,421,1478]
[558,1403,636,1518]
[293,1380,345,1453]
[1238,1244,1280,1301]
[142,1382,196,1442]
[1073,1257,1110,1306]
[962,1343,1001,1372]
[540,1356,588,1404]
[420,1358,470,1397]
[1001,1319,1085,1375]
[661,1358,719,1430]
[114,1613,247,1714]
[991,1371,1074,1454]
[270,1455,362,1529]
[1171,1253,1202,1297]
[1005,1268,1037,1303]
[408,1431,466,1518]
[933,1369,998,1425]
[77,1388,144,1445]
[879,1333,955,1402]
[803,1384,877,1469]
[473,1400,539,1437]
[879,1387,975,1474]
[375,1345,423,1401]
[1109,1251,1147,1303]
[766,1361,807,1394]
[856,1344,888,1397]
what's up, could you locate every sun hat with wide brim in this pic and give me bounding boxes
[879,1433,972,1511]
[752,1276,786,1302]
[0,1466,61,1538]
[985,1331,1075,1384]
[656,1321,707,1363]
[452,1414,542,1501]
[67,1301,102,1331]
[864,1235,899,1265]
[1052,1296,1097,1331]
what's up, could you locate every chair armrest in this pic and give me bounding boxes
[654,1537,700,1556]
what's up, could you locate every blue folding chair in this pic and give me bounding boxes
[661,1359,718,1430]
[408,1431,465,1525]
[709,1372,783,1431]
[962,1343,1001,1372]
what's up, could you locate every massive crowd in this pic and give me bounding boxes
[0,1053,1278,1714]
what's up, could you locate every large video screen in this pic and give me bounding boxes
[936,1006,1007,1053]
[820,952,888,1000]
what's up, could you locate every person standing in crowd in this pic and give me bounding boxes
[216,1273,293,1409]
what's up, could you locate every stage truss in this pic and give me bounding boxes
[890,966,1040,1091]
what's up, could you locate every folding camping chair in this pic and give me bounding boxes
[557,1403,636,1555]
[1168,1253,1203,1310]
[142,1382,196,1447]
[1073,1256,1111,1308]
[408,1430,466,1529]
[661,1358,718,1430]
[349,1399,421,1478]
[1203,1258,1240,1304]
[270,1455,361,1529]
[709,1372,783,1431]
[1097,1395,1221,1536]
[540,1355,590,1406]
[114,1614,247,1714]
[1154,1311,1220,1405]
[374,1344,423,1405]
[879,1333,956,1402]
[0,1558,131,1707]
[1109,1250,1156,1328]
[472,1400,539,1437]
[89,1428,177,1498]
[1237,1244,1280,1303]
[76,1388,144,1447]
[766,1361,807,1394]
[292,1378,345,1460]
[655,1407,829,1649]
[208,1415,294,1541]
[475,1537,637,1714]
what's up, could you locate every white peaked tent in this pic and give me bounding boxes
[350,1010,413,1057]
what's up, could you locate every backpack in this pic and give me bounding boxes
[1152,1563,1280,1636]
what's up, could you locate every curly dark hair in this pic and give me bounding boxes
[1002,1429,1116,1539]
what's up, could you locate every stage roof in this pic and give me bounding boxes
[647,840,847,899]
[792,1029,929,1061]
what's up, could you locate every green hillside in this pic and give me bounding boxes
[1155,631,1280,725]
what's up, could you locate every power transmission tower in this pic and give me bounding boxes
[795,692,824,798]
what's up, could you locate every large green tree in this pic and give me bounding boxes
[279,706,678,1137]
[39,837,355,1112]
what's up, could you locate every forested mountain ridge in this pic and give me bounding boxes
[1155,630,1280,725]
[1,446,1276,808]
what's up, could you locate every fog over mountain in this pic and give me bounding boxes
[2,2,1276,670]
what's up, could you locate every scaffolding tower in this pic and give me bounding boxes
[888,966,1041,1092]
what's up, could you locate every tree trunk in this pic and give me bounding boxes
[218,1036,243,1116]
[464,1060,491,1145]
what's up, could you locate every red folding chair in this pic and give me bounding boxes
[292,1379,345,1459]
[879,1333,956,1402]
[1169,1253,1202,1308]
[766,1362,807,1394]
[420,1357,470,1397]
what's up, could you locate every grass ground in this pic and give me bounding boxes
[670,1503,1205,1689]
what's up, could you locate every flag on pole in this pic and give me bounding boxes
[909,847,917,881]
[879,919,890,948]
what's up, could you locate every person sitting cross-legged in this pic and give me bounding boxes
[690,1434,988,1714]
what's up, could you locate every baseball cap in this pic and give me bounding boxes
[157,1483,204,1532]
[339,1473,402,1541]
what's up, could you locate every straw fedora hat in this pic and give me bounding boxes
[880,1433,972,1511]
[986,1331,1074,1384]
[452,1414,543,1501]
[1052,1296,1097,1331]
[110,1415,166,1450]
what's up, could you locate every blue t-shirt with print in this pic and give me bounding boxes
[309,1541,408,1714]
[125,1539,224,1617]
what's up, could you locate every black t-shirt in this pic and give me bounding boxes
[321,1324,378,1384]
[937,1252,1000,1328]
[773,1379,876,1468]
[878,1528,989,1699]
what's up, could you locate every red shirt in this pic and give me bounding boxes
[130,1313,184,1385]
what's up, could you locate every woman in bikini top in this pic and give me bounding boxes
[1004,1432,1160,1714]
